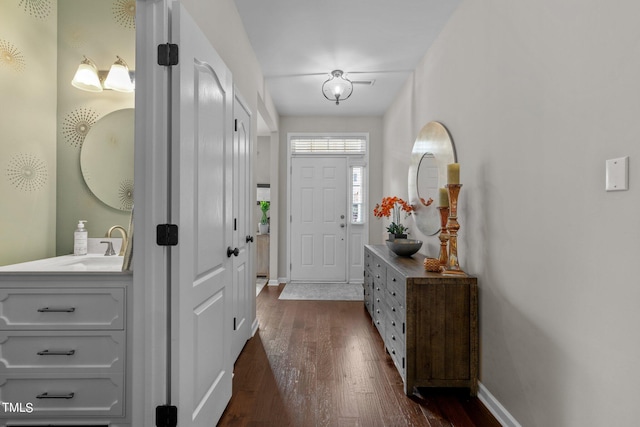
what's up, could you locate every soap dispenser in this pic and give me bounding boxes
[74,220,88,256]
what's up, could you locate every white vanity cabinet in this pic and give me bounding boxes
[0,273,131,426]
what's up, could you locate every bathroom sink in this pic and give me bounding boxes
[0,254,124,272]
[58,255,124,271]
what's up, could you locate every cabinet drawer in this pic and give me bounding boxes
[386,270,405,300]
[0,331,125,373]
[0,374,124,417]
[386,340,405,379]
[0,288,125,330]
[365,252,384,282]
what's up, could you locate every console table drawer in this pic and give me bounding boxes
[0,374,124,417]
[0,288,124,330]
[0,331,125,373]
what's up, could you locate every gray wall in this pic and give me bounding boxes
[277,116,383,281]
[383,0,640,425]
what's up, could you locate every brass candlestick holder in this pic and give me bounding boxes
[437,206,449,269]
[444,183,465,275]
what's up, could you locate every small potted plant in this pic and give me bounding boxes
[373,196,415,240]
[259,201,270,234]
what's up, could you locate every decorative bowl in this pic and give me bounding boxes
[386,239,423,257]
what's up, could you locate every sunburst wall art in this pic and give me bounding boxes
[18,0,52,20]
[119,179,134,210]
[62,108,100,148]
[112,0,136,29]
[0,39,26,73]
[6,153,48,192]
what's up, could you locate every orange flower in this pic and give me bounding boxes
[373,196,415,235]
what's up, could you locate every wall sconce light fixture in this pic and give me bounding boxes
[71,55,135,93]
[322,70,353,105]
[71,56,103,92]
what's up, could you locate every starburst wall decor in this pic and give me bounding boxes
[119,179,134,210]
[0,39,26,73]
[18,0,52,20]
[112,0,136,29]
[62,108,100,148]
[6,153,48,192]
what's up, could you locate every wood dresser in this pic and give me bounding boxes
[363,244,478,396]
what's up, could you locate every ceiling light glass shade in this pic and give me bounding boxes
[71,56,103,92]
[104,56,134,93]
[322,70,353,105]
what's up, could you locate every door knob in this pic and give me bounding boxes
[340,214,345,219]
[227,247,239,257]
[340,223,345,228]
[246,235,254,243]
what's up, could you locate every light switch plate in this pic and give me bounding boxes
[605,156,629,191]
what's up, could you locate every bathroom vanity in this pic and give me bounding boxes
[0,257,132,426]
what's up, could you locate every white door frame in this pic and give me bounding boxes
[286,133,370,284]
[132,0,171,425]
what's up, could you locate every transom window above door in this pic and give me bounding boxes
[290,137,366,154]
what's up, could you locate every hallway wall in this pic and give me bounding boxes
[383,0,640,425]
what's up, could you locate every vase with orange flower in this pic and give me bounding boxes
[373,196,414,240]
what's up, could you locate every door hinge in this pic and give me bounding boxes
[156,405,177,427]
[156,224,179,246]
[234,119,238,132]
[157,43,179,66]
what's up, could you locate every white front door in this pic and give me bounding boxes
[170,4,233,425]
[290,156,347,282]
[231,93,251,361]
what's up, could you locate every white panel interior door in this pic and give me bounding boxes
[170,4,233,425]
[231,94,251,362]
[291,157,347,282]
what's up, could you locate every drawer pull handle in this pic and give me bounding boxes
[36,392,75,399]
[392,291,396,296]
[376,264,380,267]
[392,278,396,282]
[392,335,396,340]
[37,349,76,356]
[37,307,76,313]
[392,307,396,312]
[391,349,396,355]
[391,321,396,326]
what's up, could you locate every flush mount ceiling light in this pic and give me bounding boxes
[322,70,353,105]
[71,55,135,93]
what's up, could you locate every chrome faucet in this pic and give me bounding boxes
[100,240,116,256]
[107,225,128,256]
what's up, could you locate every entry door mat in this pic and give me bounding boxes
[279,282,363,301]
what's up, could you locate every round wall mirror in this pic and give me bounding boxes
[81,108,134,211]
[408,121,456,236]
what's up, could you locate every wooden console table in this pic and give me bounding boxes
[363,244,478,396]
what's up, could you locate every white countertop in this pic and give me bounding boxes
[0,253,125,272]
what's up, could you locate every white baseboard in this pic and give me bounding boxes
[478,382,521,427]
[251,318,259,336]
[272,277,286,286]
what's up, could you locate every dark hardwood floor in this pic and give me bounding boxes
[218,284,500,427]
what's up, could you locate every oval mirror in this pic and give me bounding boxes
[408,121,456,235]
[81,108,134,211]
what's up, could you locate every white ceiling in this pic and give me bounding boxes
[233,0,461,117]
